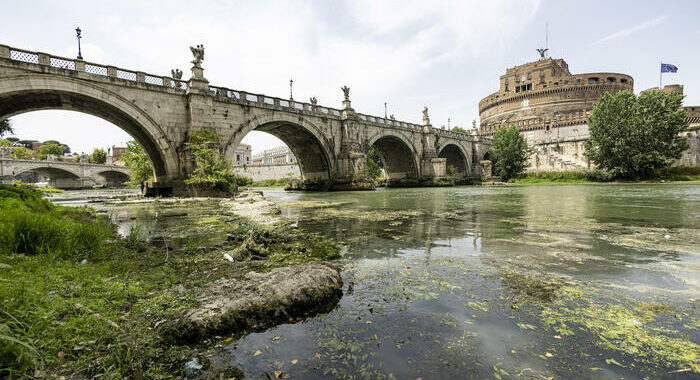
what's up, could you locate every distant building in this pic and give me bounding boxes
[233,143,252,165]
[478,54,699,171]
[31,141,43,151]
[111,146,127,161]
[251,146,296,165]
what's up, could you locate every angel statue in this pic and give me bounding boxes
[422,106,430,122]
[310,96,318,105]
[536,48,548,58]
[341,86,350,101]
[190,44,205,67]
[171,69,183,79]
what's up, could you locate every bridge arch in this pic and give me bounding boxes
[438,143,470,178]
[0,74,179,182]
[14,165,80,179]
[367,132,420,184]
[225,113,335,185]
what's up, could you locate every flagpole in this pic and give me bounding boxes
[659,61,662,89]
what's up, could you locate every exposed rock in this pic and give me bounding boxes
[161,262,342,343]
[221,191,282,225]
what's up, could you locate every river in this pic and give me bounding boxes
[50,184,700,379]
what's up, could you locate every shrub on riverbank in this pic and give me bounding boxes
[512,167,699,184]
[248,178,290,187]
[513,171,588,183]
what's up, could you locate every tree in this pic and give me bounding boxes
[585,89,689,178]
[38,142,66,160]
[12,146,34,159]
[0,139,12,147]
[366,146,383,179]
[121,141,153,185]
[184,129,238,192]
[488,124,531,181]
[0,119,12,137]
[452,126,469,134]
[44,140,71,155]
[89,148,107,164]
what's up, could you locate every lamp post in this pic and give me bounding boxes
[289,79,293,100]
[384,102,387,119]
[75,27,83,60]
[448,118,451,130]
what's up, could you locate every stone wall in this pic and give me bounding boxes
[233,164,301,181]
[524,122,700,172]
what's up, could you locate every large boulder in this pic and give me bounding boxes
[161,262,342,343]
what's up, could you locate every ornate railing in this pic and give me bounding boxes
[0,44,188,91]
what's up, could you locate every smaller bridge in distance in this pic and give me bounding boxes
[0,150,131,189]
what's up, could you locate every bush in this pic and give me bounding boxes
[249,178,290,187]
[184,129,238,192]
[584,169,615,182]
[233,174,253,187]
[514,171,587,183]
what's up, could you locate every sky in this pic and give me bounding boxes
[2,0,699,155]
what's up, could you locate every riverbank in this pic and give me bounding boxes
[0,186,342,378]
[510,167,700,184]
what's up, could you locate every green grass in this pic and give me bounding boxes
[247,178,290,187]
[512,171,589,184]
[0,184,339,378]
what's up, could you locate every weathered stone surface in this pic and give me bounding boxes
[161,262,342,343]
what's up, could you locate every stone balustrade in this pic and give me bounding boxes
[1,43,475,141]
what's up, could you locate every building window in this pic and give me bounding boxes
[620,78,628,84]
[588,77,599,84]
[606,77,616,83]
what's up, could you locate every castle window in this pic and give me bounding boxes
[588,77,599,84]
[606,77,616,83]
[620,78,628,84]
[576,78,581,84]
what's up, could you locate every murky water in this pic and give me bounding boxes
[59,184,700,379]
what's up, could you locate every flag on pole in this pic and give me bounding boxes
[661,63,678,73]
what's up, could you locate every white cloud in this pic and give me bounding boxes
[591,16,668,46]
[2,0,541,153]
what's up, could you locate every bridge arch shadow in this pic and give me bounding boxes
[438,144,470,180]
[226,114,334,189]
[0,75,178,182]
[368,134,420,186]
[96,170,130,187]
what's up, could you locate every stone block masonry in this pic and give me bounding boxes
[233,164,300,181]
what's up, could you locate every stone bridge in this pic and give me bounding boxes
[0,43,491,195]
[0,153,131,189]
